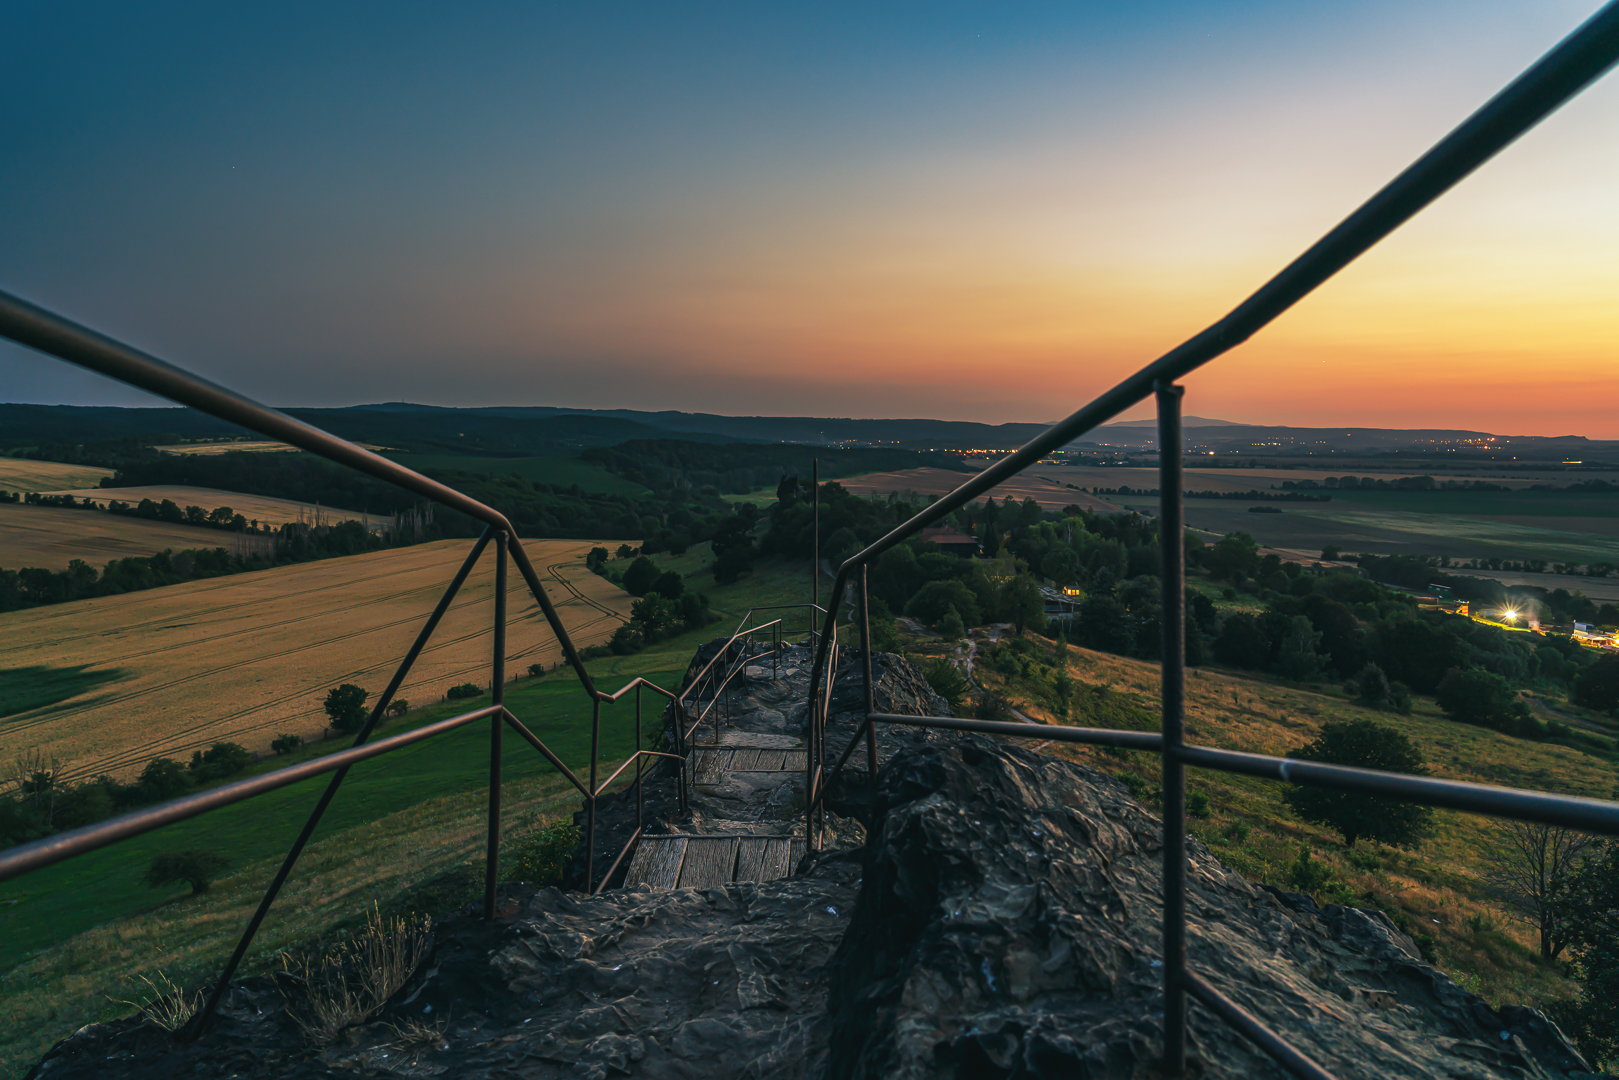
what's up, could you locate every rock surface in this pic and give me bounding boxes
[27,653,1599,1079]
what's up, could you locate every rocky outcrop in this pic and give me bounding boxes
[823,736,1594,1079]
[27,666,1597,1079]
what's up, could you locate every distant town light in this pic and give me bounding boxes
[1502,609,1519,622]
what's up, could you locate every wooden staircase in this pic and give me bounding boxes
[623,834,805,889]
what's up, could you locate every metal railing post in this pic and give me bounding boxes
[1157,382,1188,1072]
[484,532,507,920]
[859,566,878,800]
[587,697,600,890]
[635,683,643,836]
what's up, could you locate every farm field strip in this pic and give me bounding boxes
[0,505,264,572]
[838,466,1113,512]
[0,540,631,782]
[0,459,114,494]
[39,485,392,530]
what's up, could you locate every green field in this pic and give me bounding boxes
[0,666,128,722]
[385,453,650,496]
[1330,489,1619,518]
[1105,492,1619,563]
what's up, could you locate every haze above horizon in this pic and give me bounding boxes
[2,3,1615,435]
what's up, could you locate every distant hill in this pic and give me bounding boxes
[3,402,1615,462]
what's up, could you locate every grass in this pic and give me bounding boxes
[0,504,253,572]
[0,539,632,785]
[0,665,128,722]
[1107,492,1619,563]
[1331,489,1619,518]
[385,453,650,497]
[961,630,1615,1018]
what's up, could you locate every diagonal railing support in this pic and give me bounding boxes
[185,528,494,1037]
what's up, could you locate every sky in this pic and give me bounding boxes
[2,1,1617,436]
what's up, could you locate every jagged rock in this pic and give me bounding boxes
[822,735,1593,1079]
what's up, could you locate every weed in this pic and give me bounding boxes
[504,819,581,887]
[1112,770,1153,804]
[1222,820,1250,844]
[109,971,200,1033]
[278,904,431,1044]
[385,1013,449,1051]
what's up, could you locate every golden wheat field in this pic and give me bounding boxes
[0,505,266,571]
[39,485,391,530]
[0,459,114,495]
[0,538,632,782]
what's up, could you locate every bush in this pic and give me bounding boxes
[323,683,369,733]
[505,819,581,886]
[144,849,231,895]
[622,556,659,597]
[1573,654,1619,714]
[386,699,409,716]
[1435,667,1545,738]
[188,742,251,781]
[1113,770,1153,804]
[1186,790,1211,819]
[1282,719,1436,848]
[446,683,482,701]
[528,663,548,677]
[271,733,303,756]
[922,659,970,711]
[135,757,189,803]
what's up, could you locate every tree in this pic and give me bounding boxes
[936,605,966,640]
[323,683,369,733]
[999,574,1047,635]
[1435,668,1543,738]
[270,733,303,756]
[615,543,636,560]
[1282,719,1436,848]
[585,547,609,572]
[1275,615,1324,681]
[622,556,660,597]
[1573,654,1619,714]
[1203,532,1261,581]
[906,579,981,628]
[642,571,680,600]
[188,742,251,781]
[144,849,231,895]
[1353,662,1391,708]
[135,757,189,803]
[386,699,410,716]
[1375,619,1467,694]
[1213,613,1270,670]
[1485,821,1593,961]
[1551,840,1619,1070]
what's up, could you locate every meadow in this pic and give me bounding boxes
[0,505,257,572]
[957,633,1618,1016]
[834,466,1114,512]
[385,452,650,497]
[0,539,633,783]
[38,485,392,530]
[0,460,114,495]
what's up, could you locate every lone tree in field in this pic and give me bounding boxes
[1486,821,1593,961]
[1282,719,1435,848]
[144,849,231,895]
[323,683,369,733]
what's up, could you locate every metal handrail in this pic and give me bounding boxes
[795,8,1619,1078]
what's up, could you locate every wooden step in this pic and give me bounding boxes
[622,834,804,890]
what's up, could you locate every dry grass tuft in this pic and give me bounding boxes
[108,971,201,1034]
[278,904,431,1045]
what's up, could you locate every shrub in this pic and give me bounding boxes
[386,700,409,717]
[505,819,581,886]
[446,683,482,701]
[922,659,970,711]
[271,733,303,756]
[1287,847,1338,899]
[188,742,251,781]
[528,663,548,678]
[1573,654,1619,715]
[1186,790,1211,819]
[144,849,230,895]
[323,683,369,733]
[135,757,189,803]
[1113,770,1153,803]
[1282,719,1435,848]
[1435,668,1545,738]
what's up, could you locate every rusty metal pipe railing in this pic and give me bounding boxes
[0,704,502,884]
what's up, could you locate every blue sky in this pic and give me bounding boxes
[3,2,1615,434]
